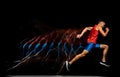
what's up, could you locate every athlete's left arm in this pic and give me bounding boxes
[98,27,110,37]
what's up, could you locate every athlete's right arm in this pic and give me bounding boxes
[76,27,93,38]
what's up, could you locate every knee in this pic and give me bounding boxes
[81,54,86,57]
[103,44,109,49]
[77,53,86,58]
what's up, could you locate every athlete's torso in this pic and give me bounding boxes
[87,25,99,44]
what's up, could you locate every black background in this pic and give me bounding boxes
[2,7,113,76]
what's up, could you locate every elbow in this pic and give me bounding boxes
[103,35,106,37]
[102,34,107,37]
[102,32,109,37]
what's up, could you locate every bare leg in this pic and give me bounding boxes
[100,44,109,62]
[69,50,89,65]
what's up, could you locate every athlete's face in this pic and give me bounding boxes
[98,21,106,28]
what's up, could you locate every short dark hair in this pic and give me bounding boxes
[97,20,105,24]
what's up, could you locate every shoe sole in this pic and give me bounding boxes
[100,62,110,67]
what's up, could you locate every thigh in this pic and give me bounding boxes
[95,43,100,48]
[85,43,94,52]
